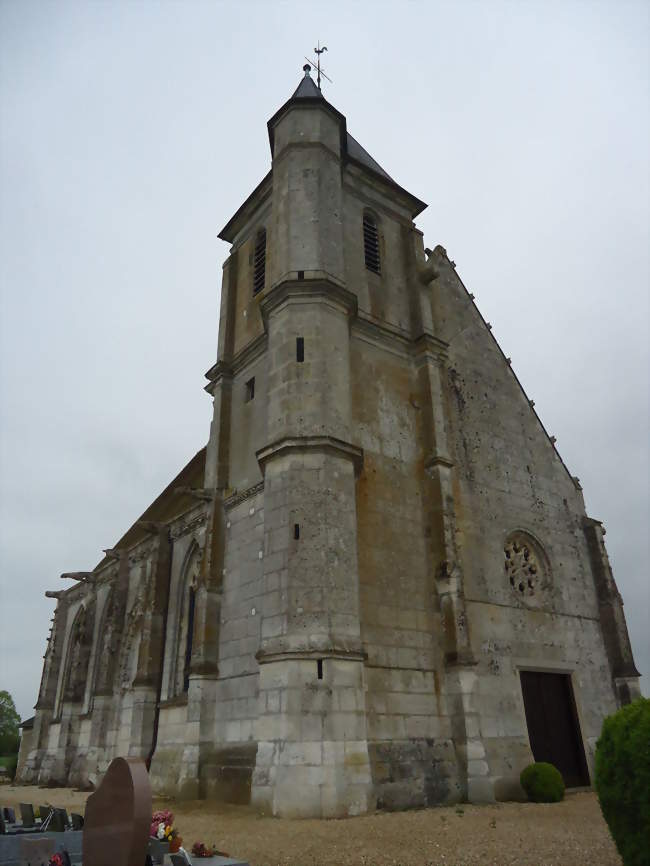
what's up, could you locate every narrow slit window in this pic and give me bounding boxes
[317,659,323,680]
[294,523,300,540]
[296,337,304,363]
[363,214,381,274]
[245,377,255,402]
[253,228,267,295]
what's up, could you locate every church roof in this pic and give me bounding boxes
[218,71,426,242]
[346,133,394,182]
[291,69,322,99]
[274,67,403,190]
[92,446,207,572]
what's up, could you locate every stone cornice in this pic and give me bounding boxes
[256,647,367,664]
[258,278,358,329]
[273,138,341,167]
[217,171,273,244]
[351,313,412,360]
[424,453,455,471]
[158,694,188,709]
[204,359,234,391]
[230,332,268,377]
[204,332,269,392]
[169,508,208,541]
[341,175,415,227]
[411,332,450,362]
[256,435,364,477]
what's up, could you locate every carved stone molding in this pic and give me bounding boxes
[258,277,358,330]
[424,453,455,472]
[411,332,450,363]
[128,544,154,566]
[223,481,265,511]
[170,510,208,540]
[256,647,367,665]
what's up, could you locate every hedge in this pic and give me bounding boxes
[595,697,650,866]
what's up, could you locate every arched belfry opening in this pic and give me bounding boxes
[253,227,267,295]
[362,212,381,274]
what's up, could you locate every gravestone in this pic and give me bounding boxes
[0,831,82,864]
[70,814,83,831]
[83,757,151,866]
[18,806,35,830]
[18,836,56,863]
[49,810,67,833]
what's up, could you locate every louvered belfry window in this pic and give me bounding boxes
[253,228,267,294]
[363,213,381,274]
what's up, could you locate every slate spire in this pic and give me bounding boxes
[291,64,323,100]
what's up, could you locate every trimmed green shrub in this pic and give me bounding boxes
[595,697,650,866]
[520,761,565,802]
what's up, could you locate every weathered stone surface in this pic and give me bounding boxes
[18,67,641,817]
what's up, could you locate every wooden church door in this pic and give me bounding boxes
[520,671,590,787]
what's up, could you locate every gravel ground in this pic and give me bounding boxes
[1,785,620,866]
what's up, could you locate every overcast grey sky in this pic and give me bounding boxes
[0,0,648,722]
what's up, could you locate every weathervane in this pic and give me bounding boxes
[304,41,332,91]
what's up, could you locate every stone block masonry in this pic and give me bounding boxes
[18,66,641,816]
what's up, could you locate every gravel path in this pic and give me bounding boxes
[1,786,620,866]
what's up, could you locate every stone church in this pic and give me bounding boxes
[18,67,641,817]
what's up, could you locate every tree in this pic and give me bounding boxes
[0,690,21,755]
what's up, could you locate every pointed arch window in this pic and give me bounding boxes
[363,213,381,274]
[183,586,196,692]
[61,600,95,707]
[174,542,201,696]
[253,228,267,295]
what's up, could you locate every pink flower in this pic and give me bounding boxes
[150,809,175,838]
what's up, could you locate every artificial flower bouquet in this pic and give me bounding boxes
[150,809,182,853]
[191,841,230,858]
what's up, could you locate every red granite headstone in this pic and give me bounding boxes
[83,756,152,866]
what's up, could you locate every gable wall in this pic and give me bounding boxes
[430,258,618,790]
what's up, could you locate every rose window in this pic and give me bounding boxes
[504,538,539,597]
